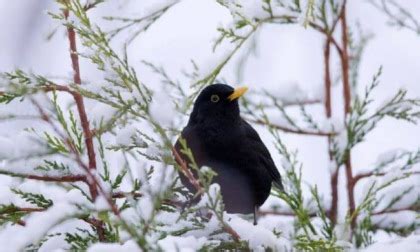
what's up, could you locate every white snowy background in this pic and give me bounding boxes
[0,0,419,251]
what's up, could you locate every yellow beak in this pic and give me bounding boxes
[227,86,248,101]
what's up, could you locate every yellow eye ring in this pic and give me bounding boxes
[210,94,220,103]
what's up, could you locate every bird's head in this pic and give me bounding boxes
[188,84,248,125]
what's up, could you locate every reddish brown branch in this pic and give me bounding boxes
[65,16,82,85]
[172,147,204,194]
[16,220,26,226]
[83,217,106,242]
[372,206,420,215]
[112,192,143,199]
[338,1,356,232]
[340,6,351,116]
[172,148,240,240]
[43,83,75,94]
[28,174,86,182]
[329,169,339,224]
[345,156,356,225]
[258,210,317,218]
[353,170,420,184]
[0,207,46,227]
[323,36,336,226]
[223,225,241,242]
[309,23,343,56]
[319,2,350,226]
[0,207,46,215]
[1,83,75,98]
[63,8,98,200]
[61,7,113,242]
[0,170,86,183]
[324,42,332,119]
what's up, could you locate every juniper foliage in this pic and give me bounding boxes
[0,0,419,251]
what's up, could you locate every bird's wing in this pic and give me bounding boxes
[242,120,284,191]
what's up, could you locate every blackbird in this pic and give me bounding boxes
[174,84,283,224]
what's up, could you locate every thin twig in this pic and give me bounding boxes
[247,118,337,136]
[258,210,318,218]
[372,205,420,215]
[0,170,86,182]
[0,207,46,214]
[172,147,204,194]
[353,170,420,184]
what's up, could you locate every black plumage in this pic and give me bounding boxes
[174,84,283,223]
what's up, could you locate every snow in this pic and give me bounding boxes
[335,130,349,155]
[223,0,270,21]
[137,0,180,18]
[0,203,79,251]
[220,0,296,22]
[136,194,154,221]
[226,214,291,251]
[196,183,222,209]
[149,91,176,126]
[372,211,418,230]
[115,125,138,145]
[194,46,235,82]
[0,0,420,251]
[157,235,208,251]
[375,174,420,210]
[39,235,69,252]
[145,143,161,158]
[90,103,118,124]
[375,149,406,166]
[328,160,338,173]
[0,136,15,158]
[94,195,110,211]
[280,157,293,172]
[266,81,320,106]
[319,117,344,132]
[87,240,141,252]
[361,233,420,252]
[0,130,46,161]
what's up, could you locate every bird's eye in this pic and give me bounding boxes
[210,94,220,103]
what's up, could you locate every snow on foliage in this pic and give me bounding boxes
[0,0,419,251]
[87,240,141,252]
[362,232,420,252]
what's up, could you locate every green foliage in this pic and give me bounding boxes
[0,70,50,103]
[0,204,27,225]
[12,189,53,208]
[333,67,420,165]
[35,160,71,173]
[65,229,98,251]
[295,235,343,252]
[0,0,419,251]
